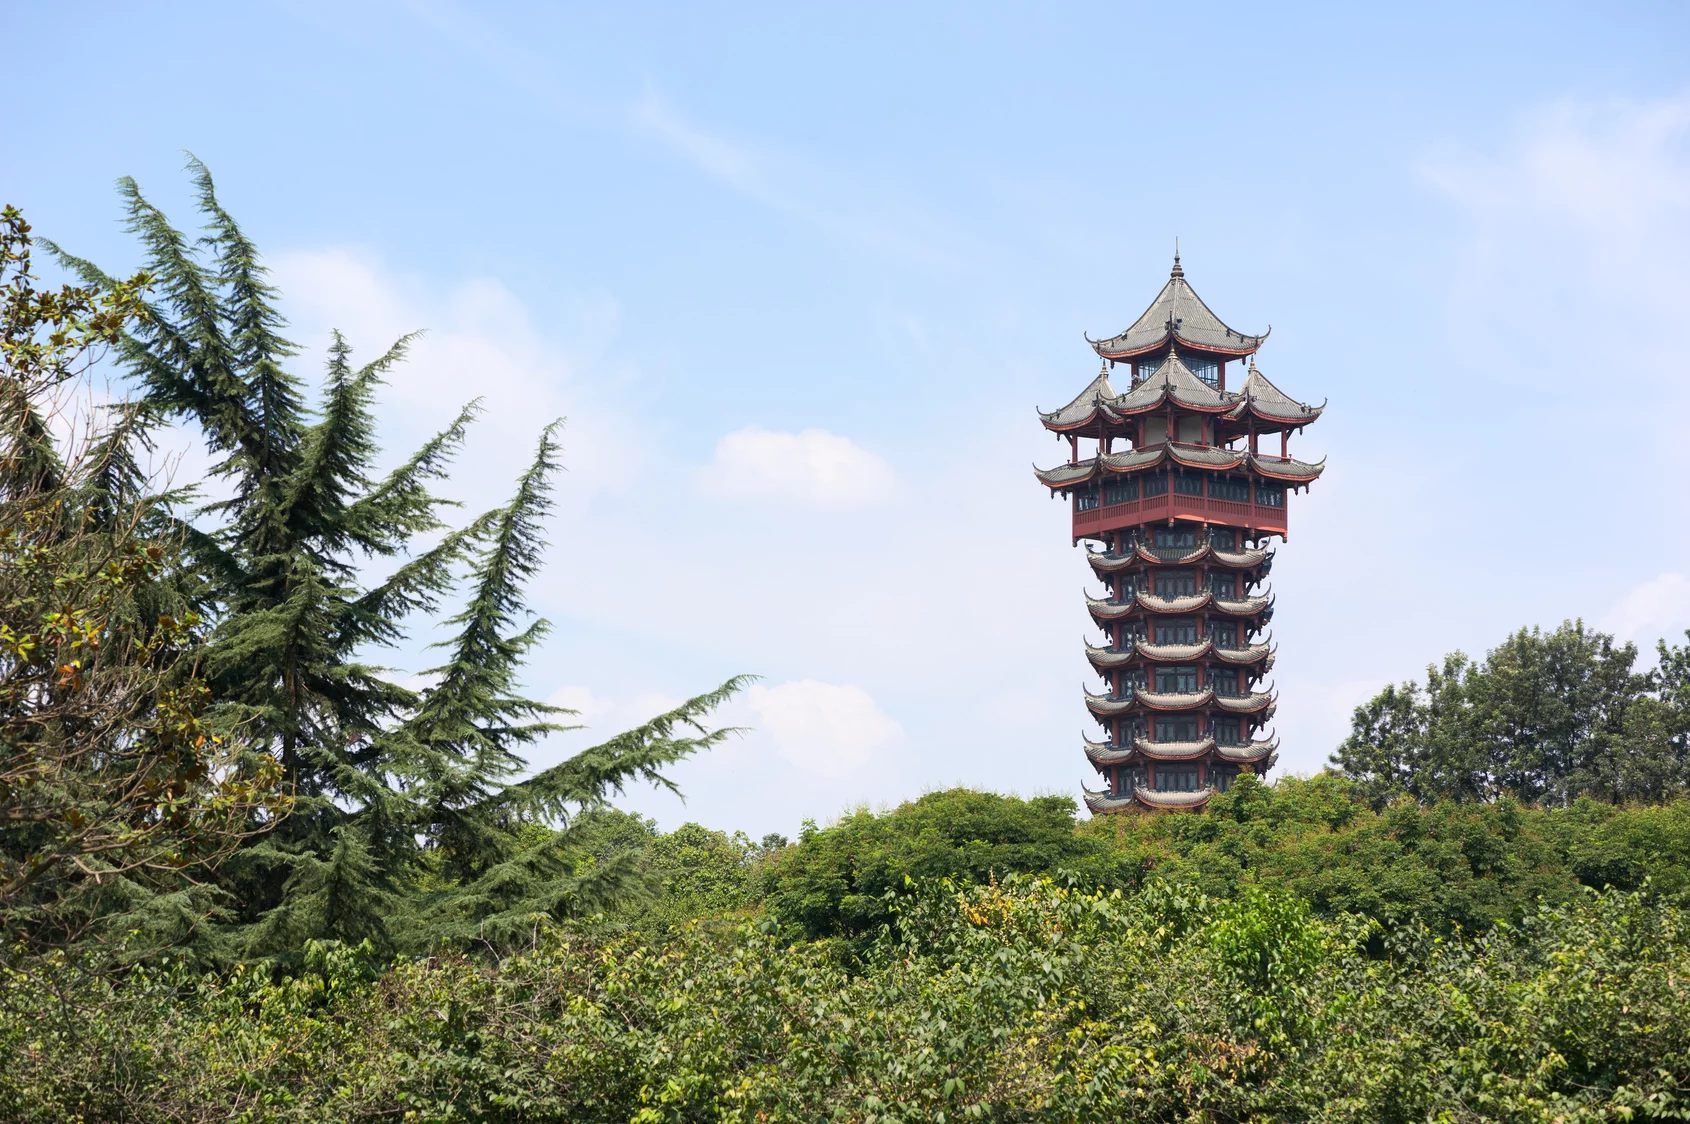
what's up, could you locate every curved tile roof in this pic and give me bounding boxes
[1087,259,1267,360]
[1213,546,1271,569]
[1084,642,1138,670]
[1085,549,1140,574]
[1133,735,1215,760]
[1135,641,1212,661]
[1099,446,1169,472]
[1214,595,1273,617]
[1110,346,1237,413]
[1135,688,1216,711]
[1084,689,1139,717]
[1224,361,1324,425]
[1216,737,1278,763]
[1167,442,1248,470]
[1083,789,1141,814]
[1133,786,1215,810]
[1033,458,1098,487]
[1212,643,1273,665]
[1136,591,1213,613]
[1039,363,1118,429]
[1083,736,1136,766]
[1214,691,1275,713]
[1085,595,1137,620]
[1249,453,1325,482]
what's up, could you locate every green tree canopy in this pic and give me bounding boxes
[43,164,747,961]
[1332,619,1690,808]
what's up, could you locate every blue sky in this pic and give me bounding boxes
[6,1,1689,837]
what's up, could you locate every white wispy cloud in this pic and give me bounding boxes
[1603,572,1690,649]
[630,90,766,196]
[268,247,640,502]
[697,425,899,507]
[746,680,904,777]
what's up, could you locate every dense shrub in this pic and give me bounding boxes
[3,879,1685,1122]
[759,788,1134,941]
[758,779,1690,943]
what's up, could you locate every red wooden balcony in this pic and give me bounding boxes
[1073,490,1288,541]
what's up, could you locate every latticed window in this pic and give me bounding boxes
[1074,485,1099,511]
[1173,472,1203,496]
[1115,766,1147,795]
[1254,482,1284,507]
[1213,766,1239,792]
[1135,358,1162,384]
[1143,473,1169,496]
[1212,528,1237,550]
[1155,571,1195,597]
[1117,668,1146,693]
[1155,666,1198,693]
[1185,355,1219,387]
[1211,671,1241,697]
[1155,765,1200,791]
[1206,620,1238,647]
[1153,526,1195,550]
[1102,477,1137,505]
[1155,718,1198,742]
[1209,573,1237,599]
[1156,620,1197,644]
[1214,720,1243,746]
[1210,475,1250,502]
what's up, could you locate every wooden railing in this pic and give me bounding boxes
[1074,491,1288,538]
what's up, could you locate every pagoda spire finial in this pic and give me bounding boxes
[1171,237,1183,278]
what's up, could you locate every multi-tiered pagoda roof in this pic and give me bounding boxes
[1032,254,1324,813]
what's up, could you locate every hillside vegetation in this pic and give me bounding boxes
[4,178,1690,1120]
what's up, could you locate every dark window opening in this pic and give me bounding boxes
[1153,526,1196,550]
[1143,473,1169,496]
[1155,571,1196,597]
[1103,477,1138,505]
[1213,766,1239,792]
[1214,720,1243,746]
[1211,670,1241,697]
[1075,485,1099,512]
[1155,718,1199,742]
[1210,475,1250,502]
[1174,472,1204,496]
[1209,573,1237,599]
[1154,666,1198,693]
[1155,620,1197,645]
[1154,765,1201,791]
[1254,482,1284,507]
[1212,528,1237,550]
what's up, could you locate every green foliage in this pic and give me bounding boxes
[4,878,1686,1121]
[760,788,1132,941]
[35,167,746,961]
[1,204,287,952]
[1334,620,1690,807]
[754,780,1690,943]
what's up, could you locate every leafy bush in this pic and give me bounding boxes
[759,788,1134,941]
[3,878,1685,1122]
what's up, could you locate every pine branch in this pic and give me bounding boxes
[345,398,478,549]
[505,676,756,821]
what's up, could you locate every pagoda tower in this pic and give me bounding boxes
[1034,255,1324,813]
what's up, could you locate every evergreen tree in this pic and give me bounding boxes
[1,204,287,953]
[49,161,745,959]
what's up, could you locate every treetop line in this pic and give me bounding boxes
[1035,254,1325,813]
